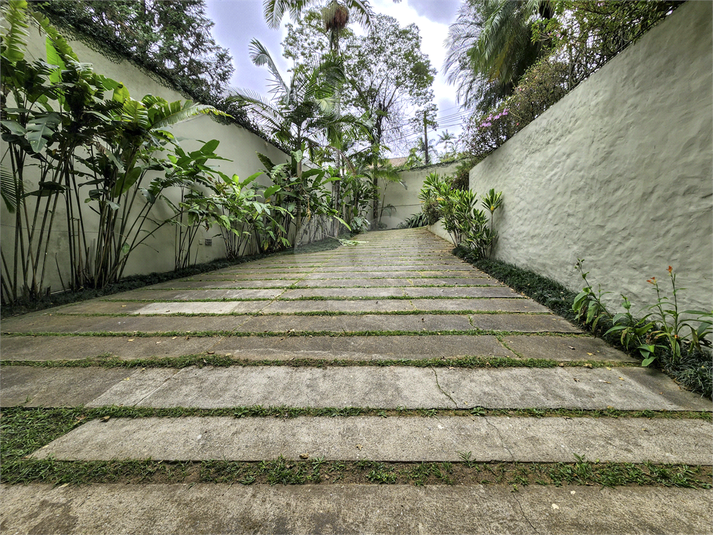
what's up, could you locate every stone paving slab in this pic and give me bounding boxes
[299,272,494,280]
[3,484,709,535]
[435,366,711,411]
[407,299,550,313]
[6,365,692,410]
[103,289,284,301]
[54,301,268,316]
[150,279,296,289]
[293,278,501,288]
[0,335,223,361]
[31,416,712,464]
[212,334,515,360]
[130,302,268,315]
[258,298,546,314]
[1,315,251,334]
[279,287,522,299]
[404,287,522,298]
[234,314,476,333]
[3,313,582,335]
[285,265,478,272]
[504,335,638,362]
[469,314,581,333]
[0,367,134,407]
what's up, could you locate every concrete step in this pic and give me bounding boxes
[31,415,712,464]
[1,483,710,535]
[1,312,581,335]
[3,366,709,410]
[0,334,635,363]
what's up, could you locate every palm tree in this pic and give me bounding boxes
[227,39,337,158]
[264,0,373,54]
[444,0,553,111]
[263,0,374,233]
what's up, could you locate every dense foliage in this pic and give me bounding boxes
[0,1,348,305]
[34,0,233,106]
[452,0,680,159]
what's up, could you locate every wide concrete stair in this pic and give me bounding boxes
[1,228,711,534]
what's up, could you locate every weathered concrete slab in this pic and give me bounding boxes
[130,302,267,315]
[504,335,638,362]
[469,314,582,333]
[110,366,448,409]
[303,265,477,272]
[293,278,500,288]
[149,279,295,289]
[1,315,252,334]
[0,367,129,407]
[88,368,181,407]
[235,314,476,333]
[38,366,706,411]
[404,287,521,298]
[212,335,515,360]
[0,335,223,361]
[104,289,284,301]
[53,301,268,316]
[32,416,712,464]
[2,484,709,535]
[410,299,550,313]
[279,288,408,299]
[279,287,521,299]
[261,299,416,313]
[435,366,712,411]
[301,272,493,280]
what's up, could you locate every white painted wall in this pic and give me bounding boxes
[1,23,289,293]
[382,161,461,229]
[466,1,712,314]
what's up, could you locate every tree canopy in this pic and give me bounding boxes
[35,0,233,106]
[283,11,436,156]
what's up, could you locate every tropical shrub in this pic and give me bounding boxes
[255,149,347,252]
[573,260,712,368]
[0,1,227,302]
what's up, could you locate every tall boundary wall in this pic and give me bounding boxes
[0,23,298,292]
[465,1,712,314]
[384,161,461,229]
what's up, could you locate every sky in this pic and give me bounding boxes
[205,0,466,157]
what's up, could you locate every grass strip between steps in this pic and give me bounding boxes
[0,355,638,370]
[2,408,710,487]
[47,310,552,318]
[1,329,584,338]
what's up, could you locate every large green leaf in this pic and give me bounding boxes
[149,100,227,130]
[31,10,78,62]
[1,0,29,64]
[26,112,61,153]
[122,100,150,129]
[256,152,275,173]
[110,166,142,198]
[45,36,66,85]
[0,119,26,137]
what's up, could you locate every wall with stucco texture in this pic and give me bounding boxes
[0,24,288,292]
[381,161,462,229]
[466,1,712,314]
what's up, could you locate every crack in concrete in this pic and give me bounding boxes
[483,417,515,462]
[510,492,541,535]
[430,367,458,408]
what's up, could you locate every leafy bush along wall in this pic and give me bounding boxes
[466,0,712,315]
[0,11,289,300]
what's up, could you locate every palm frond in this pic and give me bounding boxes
[249,39,289,98]
[1,0,30,63]
[0,165,18,213]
